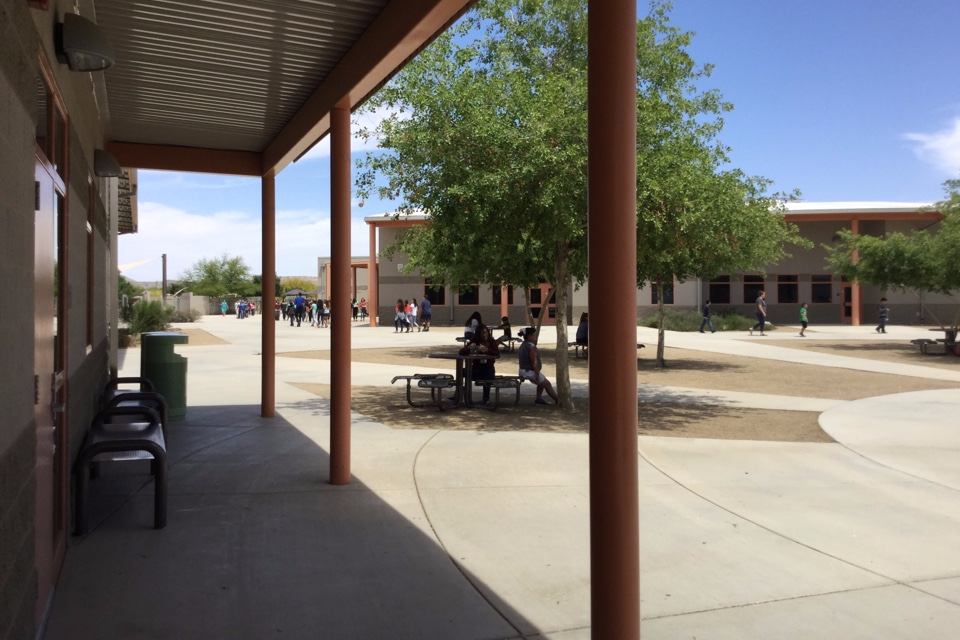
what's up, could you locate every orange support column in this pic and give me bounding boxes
[368,222,379,327]
[261,174,276,418]
[588,0,639,636]
[850,219,861,326]
[330,106,352,484]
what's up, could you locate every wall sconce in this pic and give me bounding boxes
[55,13,115,71]
[94,149,123,177]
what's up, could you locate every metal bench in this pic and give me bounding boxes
[498,336,523,352]
[910,338,946,355]
[568,342,645,359]
[391,373,457,409]
[102,376,156,409]
[474,376,523,411]
[74,406,168,535]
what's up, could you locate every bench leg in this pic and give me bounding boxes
[154,455,168,530]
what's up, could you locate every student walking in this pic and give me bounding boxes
[699,300,715,333]
[798,302,808,337]
[748,291,767,336]
[876,298,889,333]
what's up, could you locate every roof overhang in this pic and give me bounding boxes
[93,0,476,177]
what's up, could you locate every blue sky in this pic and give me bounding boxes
[119,0,960,281]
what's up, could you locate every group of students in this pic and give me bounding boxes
[459,312,558,406]
[698,290,893,337]
[394,296,432,332]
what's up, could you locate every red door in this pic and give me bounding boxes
[35,157,67,622]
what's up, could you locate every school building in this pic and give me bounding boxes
[364,202,949,329]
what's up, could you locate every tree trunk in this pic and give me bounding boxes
[553,246,574,411]
[655,280,666,367]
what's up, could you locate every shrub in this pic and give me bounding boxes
[715,312,776,332]
[641,309,702,331]
[168,308,203,323]
[641,309,776,332]
[128,300,171,342]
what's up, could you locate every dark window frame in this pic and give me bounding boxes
[777,274,799,305]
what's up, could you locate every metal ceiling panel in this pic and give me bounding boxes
[96,0,389,153]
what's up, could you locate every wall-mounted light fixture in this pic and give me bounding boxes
[94,149,123,177]
[55,13,115,71]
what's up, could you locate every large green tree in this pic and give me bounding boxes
[632,6,809,365]
[356,0,803,398]
[357,0,590,408]
[178,254,256,298]
[825,177,960,327]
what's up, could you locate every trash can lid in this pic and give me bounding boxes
[141,331,189,343]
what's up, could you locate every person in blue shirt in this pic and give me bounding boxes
[420,295,432,331]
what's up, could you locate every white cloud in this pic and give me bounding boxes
[119,202,377,281]
[904,117,960,176]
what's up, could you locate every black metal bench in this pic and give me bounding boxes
[74,406,168,535]
[568,342,645,359]
[391,374,457,409]
[911,338,947,355]
[474,376,523,411]
[498,336,523,352]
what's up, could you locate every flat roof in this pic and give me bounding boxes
[784,201,933,215]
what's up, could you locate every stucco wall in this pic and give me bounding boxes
[0,2,44,637]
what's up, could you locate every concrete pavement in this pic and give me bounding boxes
[43,316,960,639]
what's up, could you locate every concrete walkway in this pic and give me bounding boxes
[43,317,960,639]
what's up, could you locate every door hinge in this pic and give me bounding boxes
[35,374,40,404]
[35,181,41,211]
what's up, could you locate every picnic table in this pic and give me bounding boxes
[912,328,959,355]
[428,352,501,409]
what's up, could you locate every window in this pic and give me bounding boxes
[743,275,765,304]
[811,275,833,304]
[529,288,542,305]
[709,275,730,304]
[458,284,480,305]
[650,281,674,305]
[424,280,445,305]
[777,275,799,304]
[492,285,514,305]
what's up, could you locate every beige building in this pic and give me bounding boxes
[365,202,950,328]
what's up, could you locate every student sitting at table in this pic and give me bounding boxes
[495,316,512,345]
[518,327,559,405]
[459,323,499,404]
[575,312,588,356]
[464,311,483,341]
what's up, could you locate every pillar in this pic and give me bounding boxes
[261,174,276,417]
[588,0,639,636]
[368,222,379,327]
[330,106,352,484]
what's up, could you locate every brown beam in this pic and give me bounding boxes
[105,142,262,176]
[588,0,639,636]
[263,0,477,174]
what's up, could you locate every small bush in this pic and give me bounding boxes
[641,309,702,331]
[128,300,171,342]
[168,308,203,323]
[642,309,776,332]
[715,312,776,332]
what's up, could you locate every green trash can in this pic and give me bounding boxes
[140,331,189,420]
